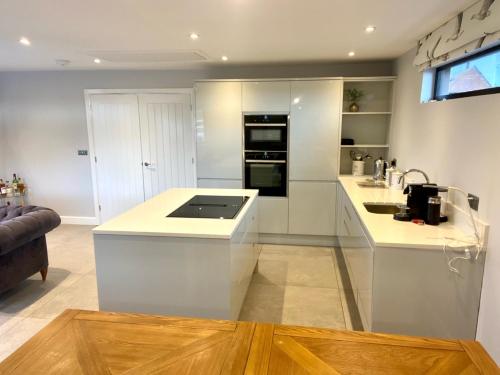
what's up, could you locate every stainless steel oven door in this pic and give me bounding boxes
[244,159,287,197]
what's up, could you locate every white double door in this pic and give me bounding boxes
[89,92,196,223]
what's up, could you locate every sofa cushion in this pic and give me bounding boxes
[0,205,61,255]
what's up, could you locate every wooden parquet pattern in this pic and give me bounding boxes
[0,309,497,374]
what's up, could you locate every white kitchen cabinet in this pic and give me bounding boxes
[242,81,290,112]
[288,181,336,236]
[195,82,242,179]
[258,197,288,234]
[289,80,342,181]
[337,181,484,338]
[337,184,374,331]
[197,179,242,189]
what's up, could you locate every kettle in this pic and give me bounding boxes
[373,158,388,181]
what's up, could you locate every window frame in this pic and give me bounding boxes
[433,44,500,101]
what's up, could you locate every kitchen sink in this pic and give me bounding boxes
[363,202,401,214]
[357,179,387,189]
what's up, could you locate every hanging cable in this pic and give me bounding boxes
[447,186,482,258]
[441,186,483,275]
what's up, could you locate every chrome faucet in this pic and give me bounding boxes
[398,169,430,184]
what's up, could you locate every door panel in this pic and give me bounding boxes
[288,181,337,236]
[242,81,291,112]
[258,197,288,234]
[195,82,242,179]
[139,94,196,199]
[290,80,342,181]
[90,94,144,222]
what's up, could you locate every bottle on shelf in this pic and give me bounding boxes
[5,181,12,195]
[17,177,25,194]
[0,179,5,195]
[12,174,18,192]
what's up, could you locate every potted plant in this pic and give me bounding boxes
[345,88,364,112]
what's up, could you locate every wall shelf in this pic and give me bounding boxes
[339,78,395,176]
[342,112,392,115]
[341,144,389,148]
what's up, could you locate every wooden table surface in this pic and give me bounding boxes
[0,309,498,374]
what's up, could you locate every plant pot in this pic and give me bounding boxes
[352,160,365,176]
[349,102,359,112]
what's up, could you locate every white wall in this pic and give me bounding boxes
[0,61,392,219]
[390,48,500,362]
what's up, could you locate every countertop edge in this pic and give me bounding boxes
[92,188,258,240]
[92,230,232,240]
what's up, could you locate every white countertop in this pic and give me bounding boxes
[338,176,469,250]
[93,188,259,239]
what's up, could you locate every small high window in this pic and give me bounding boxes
[433,45,500,101]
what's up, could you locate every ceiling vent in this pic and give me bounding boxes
[88,50,208,63]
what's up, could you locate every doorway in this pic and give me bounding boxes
[85,90,196,223]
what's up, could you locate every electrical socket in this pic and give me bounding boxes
[468,193,479,211]
[78,150,88,156]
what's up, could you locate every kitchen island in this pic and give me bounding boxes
[93,188,259,320]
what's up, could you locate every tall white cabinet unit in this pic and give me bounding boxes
[242,80,292,234]
[86,91,196,223]
[195,82,243,188]
[194,78,343,240]
[288,80,342,236]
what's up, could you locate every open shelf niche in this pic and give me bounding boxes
[339,78,395,176]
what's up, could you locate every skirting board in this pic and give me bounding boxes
[60,216,99,225]
[259,233,339,247]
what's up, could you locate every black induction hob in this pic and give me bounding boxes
[167,195,250,219]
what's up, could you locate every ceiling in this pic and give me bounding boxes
[0,0,474,71]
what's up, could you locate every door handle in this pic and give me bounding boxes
[245,160,286,164]
[143,162,150,167]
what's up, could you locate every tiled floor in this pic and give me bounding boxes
[0,225,355,362]
[0,225,98,361]
[240,244,351,330]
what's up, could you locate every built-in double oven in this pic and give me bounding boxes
[244,114,288,197]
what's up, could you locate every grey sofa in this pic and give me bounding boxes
[0,205,61,294]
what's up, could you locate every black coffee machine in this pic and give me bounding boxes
[404,183,439,220]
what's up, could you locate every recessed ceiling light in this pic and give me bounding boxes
[348,51,355,57]
[190,32,199,40]
[221,55,228,61]
[94,58,101,64]
[55,59,70,67]
[19,37,31,46]
[293,97,300,104]
[365,25,376,33]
